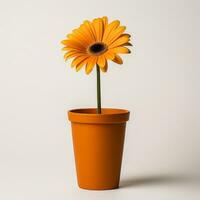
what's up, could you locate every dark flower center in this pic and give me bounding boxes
[88,42,107,55]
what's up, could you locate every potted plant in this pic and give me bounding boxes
[61,16,132,190]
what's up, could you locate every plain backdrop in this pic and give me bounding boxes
[0,0,200,199]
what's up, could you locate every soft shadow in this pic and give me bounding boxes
[120,174,199,188]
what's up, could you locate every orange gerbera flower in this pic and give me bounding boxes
[61,16,132,74]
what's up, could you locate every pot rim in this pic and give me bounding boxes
[68,108,130,124]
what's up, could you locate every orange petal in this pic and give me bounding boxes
[93,18,103,42]
[85,57,97,74]
[102,20,120,43]
[112,46,131,54]
[102,16,108,31]
[121,33,131,38]
[109,35,130,48]
[76,57,89,72]
[112,55,123,64]
[64,51,83,61]
[83,20,97,41]
[62,47,84,52]
[61,39,85,51]
[104,50,115,60]
[97,55,106,69]
[71,55,88,68]
[123,42,132,46]
[80,23,95,43]
[100,59,108,72]
[106,26,126,45]
[70,30,90,46]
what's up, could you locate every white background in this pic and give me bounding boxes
[0,0,200,199]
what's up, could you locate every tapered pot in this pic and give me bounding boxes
[68,108,130,190]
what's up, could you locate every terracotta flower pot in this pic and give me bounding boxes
[68,108,130,190]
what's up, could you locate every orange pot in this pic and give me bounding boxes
[68,108,130,190]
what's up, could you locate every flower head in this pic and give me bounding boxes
[61,17,132,74]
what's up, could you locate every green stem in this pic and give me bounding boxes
[96,64,101,114]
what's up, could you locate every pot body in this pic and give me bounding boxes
[68,108,130,190]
